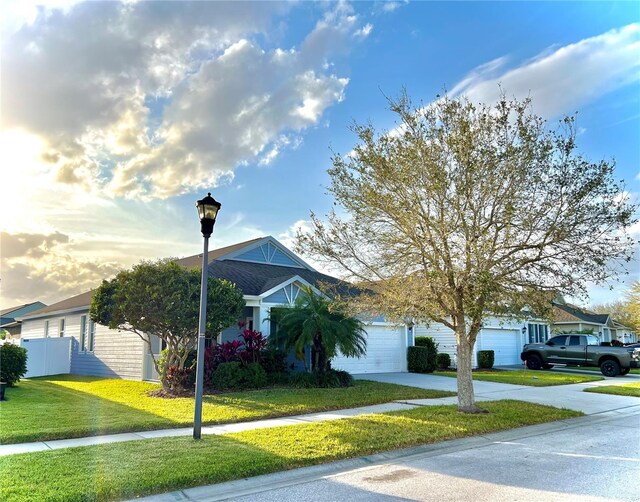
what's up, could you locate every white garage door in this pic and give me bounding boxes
[331,324,406,374]
[477,328,522,366]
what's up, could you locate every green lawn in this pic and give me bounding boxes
[0,375,454,444]
[435,370,603,386]
[584,382,640,397]
[0,400,580,502]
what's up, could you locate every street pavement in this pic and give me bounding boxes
[135,372,640,502]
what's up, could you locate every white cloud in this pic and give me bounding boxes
[376,1,408,14]
[2,1,368,200]
[355,23,373,38]
[450,24,640,119]
[0,230,122,305]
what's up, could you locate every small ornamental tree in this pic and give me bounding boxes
[90,259,245,393]
[297,91,637,412]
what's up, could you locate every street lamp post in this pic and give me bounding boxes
[194,192,221,440]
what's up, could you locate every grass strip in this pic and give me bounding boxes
[0,400,580,502]
[435,370,603,386]
[584,382,640,397]
[0,375,453,444]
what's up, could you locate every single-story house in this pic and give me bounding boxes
[551,299,637,343]
[0,301,47,340]
[18,236,546,379]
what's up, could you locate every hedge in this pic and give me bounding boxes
[477,350,495,369]
[408,346,436,373]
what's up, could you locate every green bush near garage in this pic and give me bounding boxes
[477,350,495,369]
[409,336,438,373]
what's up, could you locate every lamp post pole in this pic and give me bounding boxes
[194,193,221,440]
[193,233,209,439]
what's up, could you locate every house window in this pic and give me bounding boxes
[527,323,548,344]
[80,316,87,351]
[88,321,96,352]
[44,320,49,338]
[59,319,65,337]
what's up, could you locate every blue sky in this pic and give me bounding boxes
[1,1,638,309]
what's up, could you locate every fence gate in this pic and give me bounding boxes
[20,337,72,377]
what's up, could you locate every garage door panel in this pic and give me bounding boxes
[478,328,521,366]
[332,325,406,374]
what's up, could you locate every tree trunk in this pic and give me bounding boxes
[455,326,486,414]
[313,332,326,373]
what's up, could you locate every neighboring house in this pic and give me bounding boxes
[18,236,548,380]
[413,316,549,368]
[551,299,637,343]
[0,301,47,340]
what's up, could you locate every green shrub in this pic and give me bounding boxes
[260,348,288,375]
[334,370,354,388]
[0,343,28,386]
[288,369,353,388]
[243,362,268,388]
[289,371,317,388]
[414,336,438,351]
[436,353,451,370]
[266,372,290,386]
[409,337,438,373]
[315,370,340,388]
[477,350,495,369]
[408,346,434,373]
[212,362,268,390]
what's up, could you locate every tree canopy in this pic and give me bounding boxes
[298,92,637,411]
[90,259,245,391]
[591,281,640,333]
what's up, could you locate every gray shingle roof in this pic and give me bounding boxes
[553,302,610,325]
[207,260,356,297]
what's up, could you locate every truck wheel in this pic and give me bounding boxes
[620,368,630,376]
[542,363,554,370]
[526,355,542,370]
[600,359,620,377]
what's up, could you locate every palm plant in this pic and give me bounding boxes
[274,287,367,373]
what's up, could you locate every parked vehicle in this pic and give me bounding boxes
[521,334,640,377]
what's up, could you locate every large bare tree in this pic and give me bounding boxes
[297,93,637,412]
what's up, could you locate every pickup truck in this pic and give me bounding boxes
[521,334,640,377]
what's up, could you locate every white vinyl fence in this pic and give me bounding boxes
[20,337,72,378]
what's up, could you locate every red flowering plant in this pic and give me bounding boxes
[239,329,267,364]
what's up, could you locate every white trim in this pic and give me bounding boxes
[218,236,317,271]
[18,305,89,321]
[259,275,322,301]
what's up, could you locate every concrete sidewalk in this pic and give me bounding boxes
[0,400,431,457]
